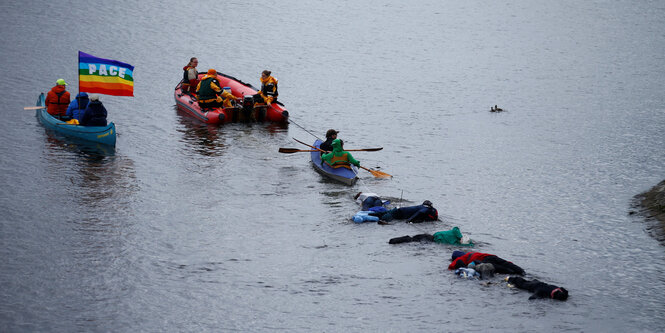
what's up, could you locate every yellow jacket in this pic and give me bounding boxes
[258,76,278,104]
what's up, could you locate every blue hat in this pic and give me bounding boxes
[451,251,466,261]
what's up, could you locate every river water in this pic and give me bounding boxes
[1,0,664,332]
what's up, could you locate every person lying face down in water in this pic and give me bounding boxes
[388,226,473,246]
[506,276,569,301]
[354,192,390,211]
[379,200,438,223]
[449,251,525,275]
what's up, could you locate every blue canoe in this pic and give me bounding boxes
[310,139,358,185]
[35,93,116,146]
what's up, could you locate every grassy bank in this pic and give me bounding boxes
[634,180,665,243]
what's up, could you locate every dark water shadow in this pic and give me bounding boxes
[174,108,227,157]
[41,129,138,212]
[174,105,289,157]
[43,130,116,161]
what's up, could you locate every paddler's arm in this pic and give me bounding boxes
[346,152,360,167]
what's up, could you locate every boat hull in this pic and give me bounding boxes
[310,140,358,185]
[174,72,289,125]
[35,93,116,146]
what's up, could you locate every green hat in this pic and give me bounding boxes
[56,79,67,86]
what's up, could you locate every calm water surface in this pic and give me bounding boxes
[1,0,664,332]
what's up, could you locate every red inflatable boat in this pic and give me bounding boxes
[174,72,289,125]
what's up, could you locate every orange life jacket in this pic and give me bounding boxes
[45,85,71,116]
[327,153,351,169]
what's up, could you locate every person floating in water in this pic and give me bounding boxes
[449,251,524,275]
[389,226,472,246]
[506,276,569,301]
[379,200,438,223]
[354,192,390,211]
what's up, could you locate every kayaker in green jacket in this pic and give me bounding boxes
[388,227,473,246]
[321,139,360,169]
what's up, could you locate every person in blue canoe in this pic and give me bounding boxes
[45,78,71,119]
[65,92,89,122]
[319,129,338,152]
[321,139,360,169]
[80,94,108,127]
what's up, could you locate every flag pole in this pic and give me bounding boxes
[76,51,81,94]
[77,51,81,114]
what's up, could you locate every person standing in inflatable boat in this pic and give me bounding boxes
[351,192,391,223]
[321,139,360,169]
[182,57,199,94]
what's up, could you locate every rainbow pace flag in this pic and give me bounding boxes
[78,51,134,96]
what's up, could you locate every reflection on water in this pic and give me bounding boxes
[42,131,138,211]
[175,108,227,157]
[262,122,289,135]
[75,157,138,210]
[44,131,115,160]
[175,106,289,157]
[34,132,139,332]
